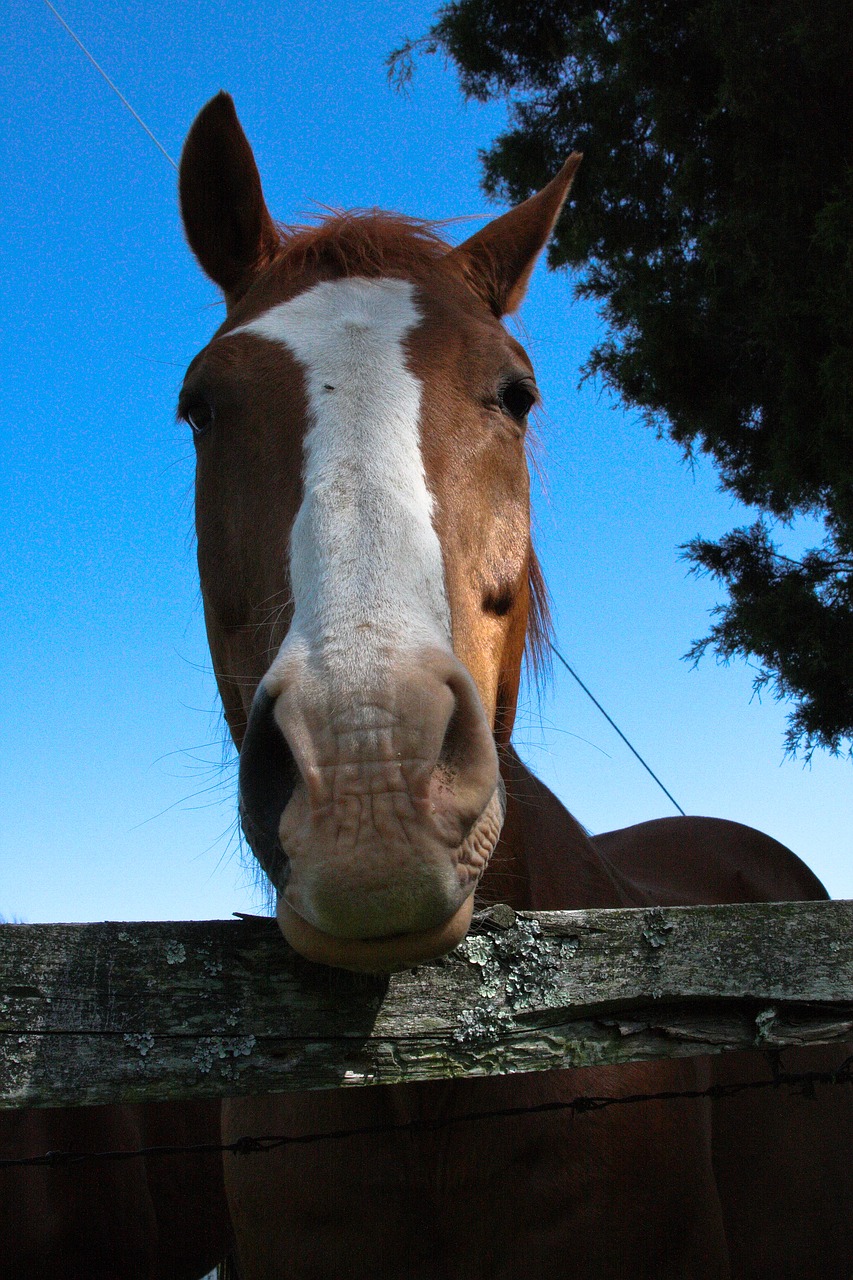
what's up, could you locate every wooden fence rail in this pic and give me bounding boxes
[2,900,853,1109]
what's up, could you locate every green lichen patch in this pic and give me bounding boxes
[192,1034,257,1076]
[164,942,187,965]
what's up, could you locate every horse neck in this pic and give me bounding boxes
[482,745,643,910]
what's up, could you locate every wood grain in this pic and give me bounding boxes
[2,901,852,1108]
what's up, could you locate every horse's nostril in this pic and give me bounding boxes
[238,687,298,891]
[438,702,465,773]
[433,667,500,828]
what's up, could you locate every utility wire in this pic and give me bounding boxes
[550,642,686,816]
[3,1055,851,1169]
[42,0,178,170]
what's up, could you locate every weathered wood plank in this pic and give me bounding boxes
[2,901,852,1108]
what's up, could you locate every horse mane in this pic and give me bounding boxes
[273,210,453,281]
[269,210,554,677]
[526,545,553,682]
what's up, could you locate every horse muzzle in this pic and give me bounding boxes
[238,648,505,971]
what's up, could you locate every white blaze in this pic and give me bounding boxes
[231,277,451,682]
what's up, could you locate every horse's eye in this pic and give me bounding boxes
[498,379,538,421]
[182,397,214,437]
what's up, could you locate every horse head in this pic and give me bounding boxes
[179,93,579,971]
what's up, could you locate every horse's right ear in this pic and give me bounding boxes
[447,154,582,317]
[179,93,280,307]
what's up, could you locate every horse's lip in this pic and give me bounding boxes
[276,893,476,973]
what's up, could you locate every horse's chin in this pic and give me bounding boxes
[276,892,476,973]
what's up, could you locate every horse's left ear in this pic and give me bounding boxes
[179,92,281,307]
[448,154,582,316]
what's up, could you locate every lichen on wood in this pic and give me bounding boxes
[1,900,852,1109]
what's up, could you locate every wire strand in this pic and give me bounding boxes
[549,642,686,816]
[42,0,178,171]
[3,1056,850,1170]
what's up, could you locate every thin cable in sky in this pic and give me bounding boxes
[42,0,178,171]
[550,642,686,816]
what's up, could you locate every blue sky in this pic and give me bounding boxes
[3,0,850,924]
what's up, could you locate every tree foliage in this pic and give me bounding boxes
[392,0,853,757]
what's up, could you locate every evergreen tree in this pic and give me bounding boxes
[392,0,853,757]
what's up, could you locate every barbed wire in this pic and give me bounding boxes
[4,1055,852,1171]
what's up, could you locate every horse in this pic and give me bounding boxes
[3,89,850,1278]
[174,92,853,1279]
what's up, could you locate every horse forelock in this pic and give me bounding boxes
[270,210,453,283]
